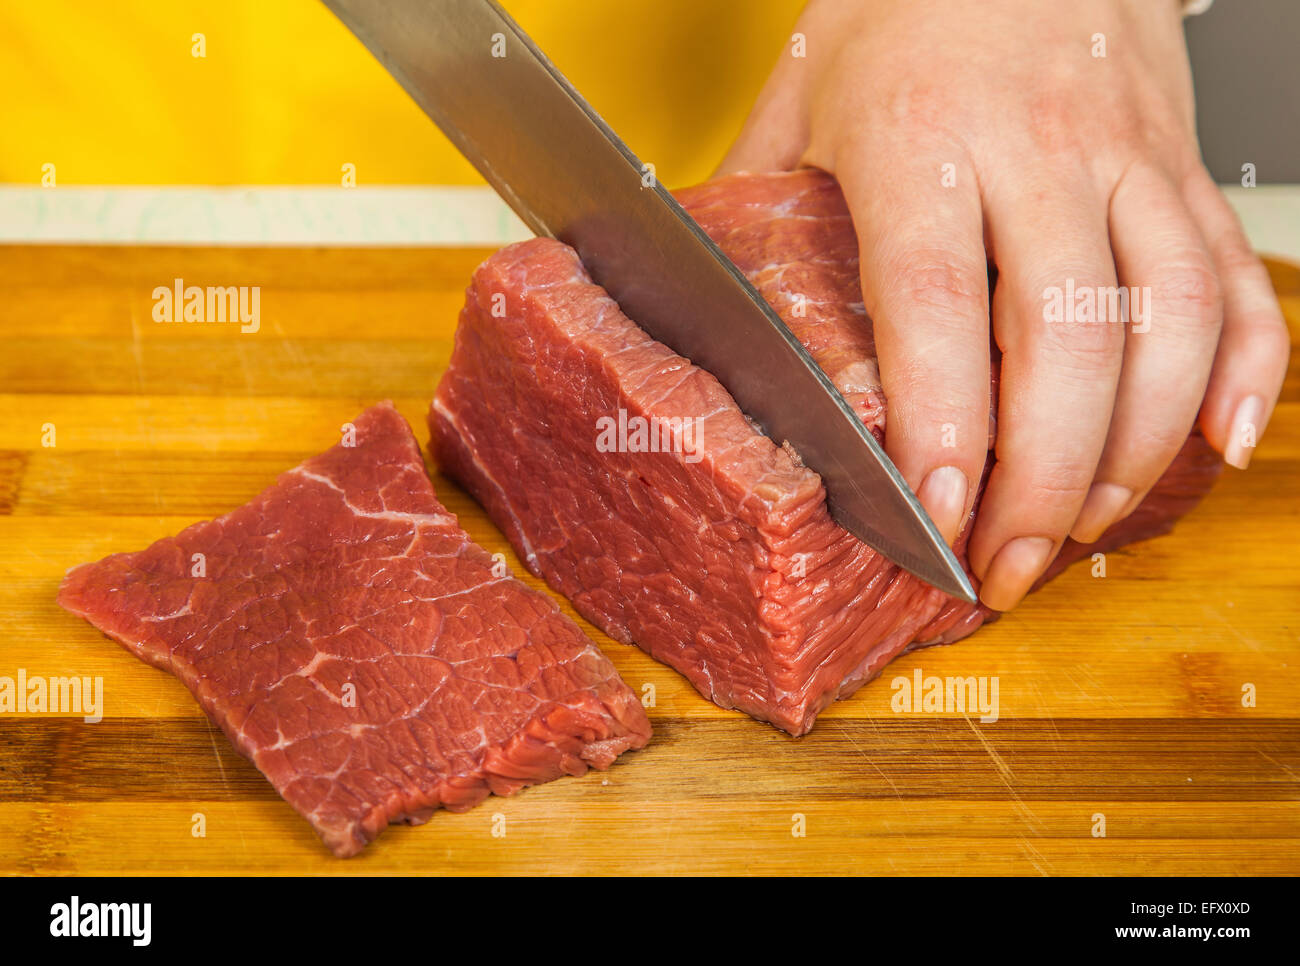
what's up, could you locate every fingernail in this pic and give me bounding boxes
[917,465,969,545]
[1070,482,1134,544]
[1224,394,1266,470]
[979,536,1055,611]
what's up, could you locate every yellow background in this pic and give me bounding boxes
[0,0,802,188]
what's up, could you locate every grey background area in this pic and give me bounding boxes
[1186,0,1300,184]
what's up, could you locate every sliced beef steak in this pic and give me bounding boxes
[430,170,1223,736]
[58,402,650,856]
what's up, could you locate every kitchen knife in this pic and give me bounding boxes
[321,0,978,603]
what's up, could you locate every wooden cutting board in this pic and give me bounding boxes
[2,245,1297,876]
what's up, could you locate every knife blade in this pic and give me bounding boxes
[321,0,977,603]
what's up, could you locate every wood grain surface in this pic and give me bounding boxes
[1,245,1297,876]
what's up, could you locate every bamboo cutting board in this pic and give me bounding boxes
[1,245,1297,876]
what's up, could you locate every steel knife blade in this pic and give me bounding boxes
[321,0,977,603]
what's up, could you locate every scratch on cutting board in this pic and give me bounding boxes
[1018,836,1053,876]
[202,717,249,852]
[1027,680,1064,751]
[1254,746,1298,783]
[837,720,904,803]
[965,715,1046,836]
[278,331,310,375]
[126,291,145,394]
[202,718,228,787]
[1061,666,1124,710]
[965,715,1015,786]
[1201,604,1265,652]
[125,298,163,509]
[838,721,929,870]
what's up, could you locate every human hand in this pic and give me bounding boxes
[718,0,1290,609]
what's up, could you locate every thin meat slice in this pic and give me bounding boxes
[430,169,1222,736]
[58,402,650,856]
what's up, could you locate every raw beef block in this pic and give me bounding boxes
[58,401,651,857]
[430,169,1223,736]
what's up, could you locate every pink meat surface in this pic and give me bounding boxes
[430,169,1223,736]
[58,402,650,856]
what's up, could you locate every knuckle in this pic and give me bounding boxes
[1120,421,1197,471]
[1215,240,1282,308]
[886,409,988,469]
[997,442,1097,506]
[882,80,951,130]
[1218,242,1266,280]
[1024,468,1093,513]
[1038,460,1095,497]
[888,382,988,437]
[1245,315,1291,358]
[1027,89,1085,156]
[1158,258,1222,322]
[1042,317,1125,371]
[884,249,987,322]
[1105,118,1147,160]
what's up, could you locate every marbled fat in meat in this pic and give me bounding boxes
[59,402,650,856]
[430,170,1222,736]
